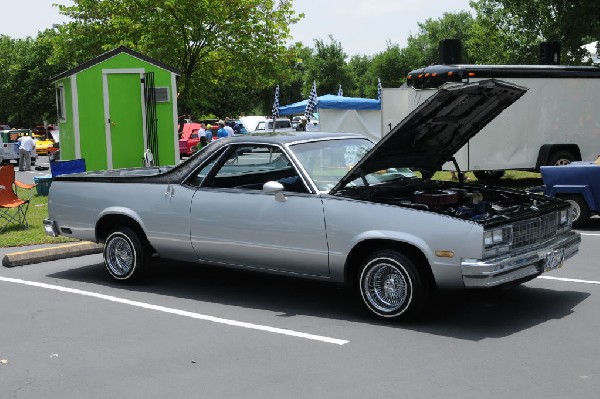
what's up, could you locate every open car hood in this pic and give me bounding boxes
[332,79,527,192]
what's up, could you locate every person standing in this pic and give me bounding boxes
[224,120,234,136]
[204,123,214,142]
[296,117,307,131]
[18,133,36,171]
[217,120,228,139]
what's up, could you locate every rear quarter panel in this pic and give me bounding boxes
[48,180,198,262]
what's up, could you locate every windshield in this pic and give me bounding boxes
[290,138,416,191]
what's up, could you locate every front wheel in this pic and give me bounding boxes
[559,194,590,228]
[357,250,429,320]
[104,227,150,281]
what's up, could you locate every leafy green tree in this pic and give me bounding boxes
[0,31,67,127]
[347,54,372,97]
[404,11,476,66]
[54,0,301,116]
[369,43,409,93]
[470,0,600,64]
[303,36,353,96]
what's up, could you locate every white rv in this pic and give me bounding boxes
[382,64,600,180]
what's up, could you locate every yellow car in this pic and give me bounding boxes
[33,135,55,155]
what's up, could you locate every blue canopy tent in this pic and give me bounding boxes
[278,94,381,115]
[279,94,383,140]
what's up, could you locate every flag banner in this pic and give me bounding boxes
[271,85,280,120]
[338,84,343,96]
[377,77,382,101]
[305,80,318,119]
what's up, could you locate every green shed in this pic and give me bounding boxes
[53,46,180,171]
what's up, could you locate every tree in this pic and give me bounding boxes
[404,11,476,67]
[0,31,67,127]
[347,54,372,98]
[369,43,408,93]
[54,0,302,116]
[303,36,353,96]
[470,0,600,64]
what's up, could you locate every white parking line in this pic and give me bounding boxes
[0,276,349,346]
[539,276,600,285]
[578,232,600,236]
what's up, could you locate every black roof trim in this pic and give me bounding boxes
[52,46,180,81]
[409,64,600,81]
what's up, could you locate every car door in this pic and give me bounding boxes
[189,144,330,277]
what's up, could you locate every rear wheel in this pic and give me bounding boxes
[357,250,429,320]
[104,227,150,281]
[548,151,576,166]
[559,194,590,228]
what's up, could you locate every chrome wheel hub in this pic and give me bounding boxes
[363,261,408,313]
[106,236,134,277]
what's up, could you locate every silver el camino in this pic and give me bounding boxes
[44,80,581,320]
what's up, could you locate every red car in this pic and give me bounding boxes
[178,123,203,156]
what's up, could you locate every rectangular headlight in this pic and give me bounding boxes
[484,226,512,248]
[559,209,568,224]
[484,231,494,247]
[493,229,504,244]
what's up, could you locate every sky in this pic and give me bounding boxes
[2,0,473,56]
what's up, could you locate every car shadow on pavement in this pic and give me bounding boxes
[575,216,600,231]
[47,258,589,341]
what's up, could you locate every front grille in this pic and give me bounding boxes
[512,212,558,249]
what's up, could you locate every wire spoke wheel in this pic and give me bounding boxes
[358,250,429,320]
[103,227,149,281]
[364,263,408,312]
[106,235,135,277]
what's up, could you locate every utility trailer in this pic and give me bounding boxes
[382,64,600,180]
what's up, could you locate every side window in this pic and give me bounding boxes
[275,120,291,129]
[202,145,307,193]
[56,84,66,122]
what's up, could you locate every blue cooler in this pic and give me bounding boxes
[34,174,53,196]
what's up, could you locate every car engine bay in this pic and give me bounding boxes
[337,178,562,226]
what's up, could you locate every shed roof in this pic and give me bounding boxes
[53,46,180,81]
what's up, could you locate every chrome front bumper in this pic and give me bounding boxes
[461,231,581,288]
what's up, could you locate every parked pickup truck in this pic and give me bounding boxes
[540,161,600,227]
[44,80,581,320]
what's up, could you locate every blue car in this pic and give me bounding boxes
[541,160,600,227]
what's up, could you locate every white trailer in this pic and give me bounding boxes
[382,64,600,180]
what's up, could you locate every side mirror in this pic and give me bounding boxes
[263,181,286,202]
[263,181,284,193]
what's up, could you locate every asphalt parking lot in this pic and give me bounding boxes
[2,156,599,397]
[1,219,599,398]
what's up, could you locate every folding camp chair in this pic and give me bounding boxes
[0,165,37,199]
[0,165,32,232]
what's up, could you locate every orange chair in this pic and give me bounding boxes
[14,176,37,199]
[0,165,34,231]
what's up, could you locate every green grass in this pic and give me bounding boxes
[1,193,77,248]
[433,170,542,189]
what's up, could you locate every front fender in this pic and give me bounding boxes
[548,185,596,209]
[342,223,483,288]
